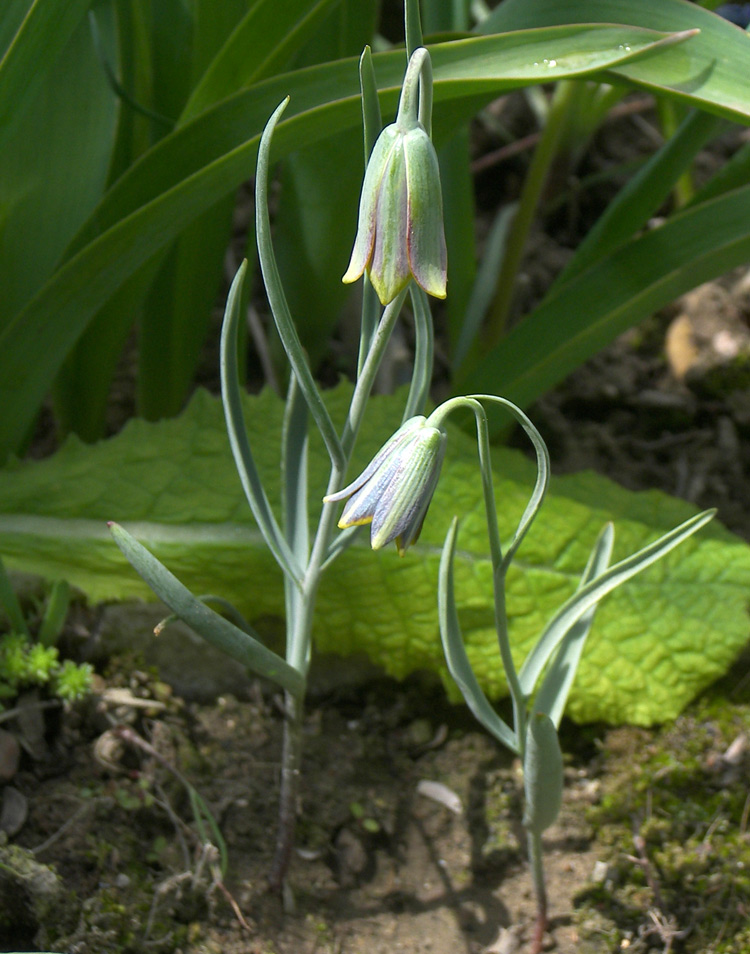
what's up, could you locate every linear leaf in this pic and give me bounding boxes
[1,385,746,726]
[461,183,750,408]
[533,523,614,728]
[480,0,750,121]
[438,517,518,753]
[0,0,92,150]
[518,510,715,698]
[109,522,305,697]
[0,24,723,460]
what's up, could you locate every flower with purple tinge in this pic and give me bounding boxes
[342,119,447,306]
[325,416,447,555]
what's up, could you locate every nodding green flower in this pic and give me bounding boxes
[325,416,447,555]
[342,108,447,306]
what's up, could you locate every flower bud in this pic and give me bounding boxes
[324,416,447,555]
[342,120,447,306]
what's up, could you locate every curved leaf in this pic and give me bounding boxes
[0,24,716,460]
[462,183,750,408]
[522,712,563,833]
[0,0,92,149]
[480,0,750,122]
[0,385,746,726]
[109,522,305,697]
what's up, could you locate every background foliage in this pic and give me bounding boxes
[2,1,750,457]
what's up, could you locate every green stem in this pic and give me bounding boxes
[270,288,411,884]
[268,690,305,893]
[527,827,548,954]
[342,289,408,456]
[396,48,431,133]
[427,396,526,736]
[403,285,434,420]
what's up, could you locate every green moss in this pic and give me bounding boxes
[575,697,750,952]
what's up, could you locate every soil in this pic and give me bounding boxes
[5,661,750,954]
[3,90,750,954]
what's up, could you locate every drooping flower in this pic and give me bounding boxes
[342,51,447,306]
[324,416,447,555]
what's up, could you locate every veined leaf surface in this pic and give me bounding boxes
[0,386,747,726]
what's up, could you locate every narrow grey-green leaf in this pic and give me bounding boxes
[109,522,305,697]
[518,510,715,698]
[522,712,563,833]
[0,385,746,726]
[0,24,733,460]
[438,517,518,752]
[533,523,614,728]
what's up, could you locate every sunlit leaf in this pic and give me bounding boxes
[1,385,746,726]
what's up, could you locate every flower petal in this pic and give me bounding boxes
[324,417,426,504]
[404,125,447,299]
[370,427,446,551]
[342,127,400,286]
[368,136,411,305]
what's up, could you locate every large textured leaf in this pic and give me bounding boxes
[1,386,747,726]
[0,23,738,461]
[183,0,339,121]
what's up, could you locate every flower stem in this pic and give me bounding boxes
[268,690,304,893]
[527,827,548,954]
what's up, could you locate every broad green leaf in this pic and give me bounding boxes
[183,0,340,121]
[1,385,748,726]
[552,107,723,289]
[480,0,750,121]
[56,0,364,434]
[459,183,750,409]
[274,131,364,363]
[0,0,93,150]
[0,8,118,329]
[440,126,478,359]
[135,200,236,420]
[0,24,716,461]
[0,1,33,59]
[190,0,251,84]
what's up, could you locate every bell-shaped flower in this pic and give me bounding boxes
[342,119,447,306]
[325,416,447,555]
